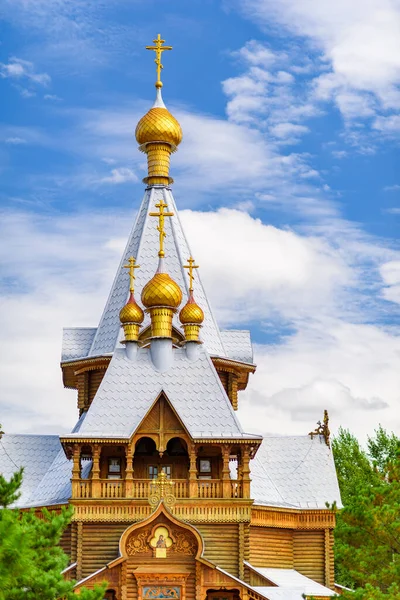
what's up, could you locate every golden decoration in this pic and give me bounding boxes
[183,256,199,292]
[309,409,330,447]
[180,256,204,341]
[126,530,150,556]
[141,273,182,309]
[148,471,176,511]
[149,200,174,258]
[146,33,172,89]
[119,256,144,341]
[136,109,182,148]
[135,34,183,186]
[171,530,196,556]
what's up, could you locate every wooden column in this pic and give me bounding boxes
[222,444,232,498]
[71,444,81,499]
[125,444,134,497]
[242,446,251,498]
[91,444,101,499]
[189,444,198,498]
[76,521,83,582]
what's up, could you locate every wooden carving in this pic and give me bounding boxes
[126,529,150,555]
[171,530,196,556]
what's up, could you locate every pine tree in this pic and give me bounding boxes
[332,427,400,599]
[0,467,106,600]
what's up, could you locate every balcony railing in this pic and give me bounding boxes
[75,478,243,500]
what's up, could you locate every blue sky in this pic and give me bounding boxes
[1,0,400,439]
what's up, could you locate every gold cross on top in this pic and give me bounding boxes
[123,256,140,293]
[184,256,199,292]
[146,34,172,88]
[149,200,174,258]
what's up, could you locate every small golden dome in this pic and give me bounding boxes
[179,292,204,325]
[141,272,182,309]
[135,108,182,148]
[119,293,145,324]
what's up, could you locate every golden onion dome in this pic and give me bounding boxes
[135,107,182,148]
[141,272,182,309]
[119,293,145,324]
[179,292,204,325]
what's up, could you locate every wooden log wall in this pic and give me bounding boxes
[59,523,72,559]
[197,523,239,576]
[81,523,127,578]
[249,526,293,568]
[293,530,325,585]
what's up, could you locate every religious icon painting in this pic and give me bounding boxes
[149,525,173,558]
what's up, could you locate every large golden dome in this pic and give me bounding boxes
[141,272,182,309]
[119,293,144,324]
[179,292,204,325]
[135,107,182,148]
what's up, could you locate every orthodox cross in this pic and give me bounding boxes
[149,200,174,258]
[123,256,140,293]
[146,34,172,88]
[184,256,199,292]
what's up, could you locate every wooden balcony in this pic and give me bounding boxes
[74,478,243,500]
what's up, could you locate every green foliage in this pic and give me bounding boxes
[0,469,106,600]
[332,426,400,599]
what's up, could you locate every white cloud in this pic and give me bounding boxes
[0,57,50,86]
[4,137,26,145]
[100,167,138,184]
[380,260,400,303]
[384,184,400,191]
[239,0,400,130]
[180,207,350,323]
[238,321,400,441]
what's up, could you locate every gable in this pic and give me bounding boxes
[136,394,188,438]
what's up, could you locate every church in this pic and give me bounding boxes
[0,36,341,600]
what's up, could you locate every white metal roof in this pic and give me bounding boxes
[73,346,247,439]
[247,564,336,598]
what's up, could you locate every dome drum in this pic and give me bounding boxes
[181,323,202,343]
[146,306,176,338]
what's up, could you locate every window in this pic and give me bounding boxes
[107,457,121,479]
[148,465,158,479]
[199,459,211,473]
[148,465,172,479]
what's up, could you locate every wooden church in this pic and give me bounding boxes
[0,35,341,600]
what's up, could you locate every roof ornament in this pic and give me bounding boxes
[119,256,144,349]
[135,34,182,186]
[146,33,173,89]
[308,409,330,447]
[149,200,174,258]
[180,256,204,346]
[124,256,140,293]
[184,256,199,292]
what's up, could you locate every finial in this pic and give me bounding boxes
[123,256,140,293]
[184,256,199,292]
[308,409,330,447]
[149,200,174,258]
[146,33,172,89]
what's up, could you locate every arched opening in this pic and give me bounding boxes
[104,590,116,600]
[206,589,241,600]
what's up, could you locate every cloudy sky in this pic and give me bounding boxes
[1,0,400,441]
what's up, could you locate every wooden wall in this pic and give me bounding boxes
[60,523,72,559]
[293,530,325,585]
[249,527,293,568]
[81,523,127,578]
[197,523,239,576]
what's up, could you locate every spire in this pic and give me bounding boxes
[180,256,204,343]
[135,34,182,187]
[119,256,144,343]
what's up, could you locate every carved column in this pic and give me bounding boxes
[91,444,101,499]
[242,446,251,498]
[76,521,83,581]
[125,443,134,497]
[189,444,198,498]
[71,444,81,499]
[222,444,232,498]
